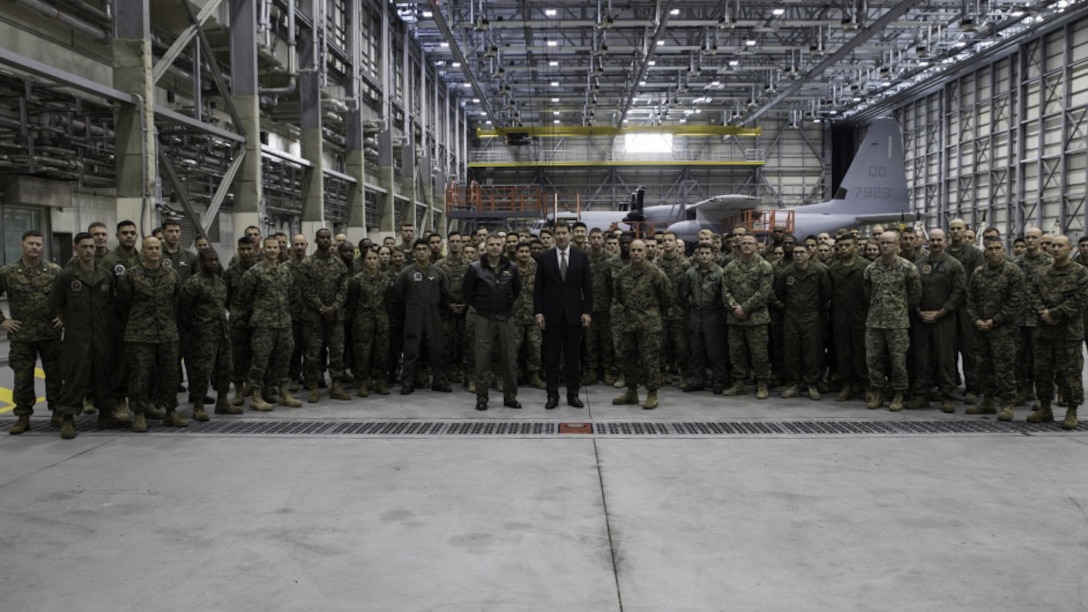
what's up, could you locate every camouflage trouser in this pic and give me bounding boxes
[728,324,770,383]
[513,321,542,373]
[661,317,689,379]
[187,331,232,401]
[303,318,345,384]
[769,310,785,380]
[610,305,624,371]
[441,314,467,380]
[231,326,252,387]
[462,313,475,377]
[8,340,61,416]
[865,328,909,391]
[832,311,868,388]
[619,328,663,390]
[583,310,612,376]
[249,327,293,391]
[955,308,980,394]
[976,326,1017,403]
[126,341,180,414]
[1017,326,1037,396]
[352,314,389,384]
[911,315,957,398]
[288,319,304,383]
[784,314,823,386]
[1034,336,1083,406]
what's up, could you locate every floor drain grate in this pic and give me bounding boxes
[1,418,1080,437]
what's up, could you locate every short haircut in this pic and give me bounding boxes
[447,230,461,240]
[517,241,531,251]
[413,238,430,248]
[401,223,414,229]
[244,225,261,234]
[117,220,137,231]
[88,221,107,232]
[238,236,254,246]
[572,221,587,231]
[198,247,218,261]
[553,221,571,233]
[162,220,182,230]
[539,228,552,237]
[358,238,370,251]
[589,228,603,236]
[1079,235,1088,244]
[21,230,43,241]
[74,231,93,244]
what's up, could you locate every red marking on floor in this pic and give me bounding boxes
[559,423,592,434]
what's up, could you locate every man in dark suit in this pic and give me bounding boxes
[534,221,593,409]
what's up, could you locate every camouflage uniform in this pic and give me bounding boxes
[912,253,966,400]
[947,242,986,396]
[608,256,630,374]
[655,253,691,383]
[162,245,198,390]
[50,262,115,417]
[346,269,391,388]
[863,256,921,392]
[116,265,181,415]
[298,252,349,385]
[1015,250,1054,398]
[1076,252,1088,350]
[584,248,614,379]
[239,260,295,391]
[966,260,1024,404]
[828,256,871,390]
[774,261,831,387]
[1029,261,1088,408]
[224,258,256,390]
[679,262,728,389]
[178,270,232,403]
[435,254,471,380]
[285,256,307,384]
[722,256,774,384]
[614,261,673,391]
[0,259,63,416]
[511,258,542,378]
[99,247,140,403]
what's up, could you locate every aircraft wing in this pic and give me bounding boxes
[853,211,925,225]
[687,194,763,224]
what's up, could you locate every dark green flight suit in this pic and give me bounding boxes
[912,253,966,400]
[394,261,450,386]
[774,261,831,387]
[99,247,140,404]
[50,262,115,417]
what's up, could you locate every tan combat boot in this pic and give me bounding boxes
[997,402,1015,421]
[50,411,63,428]
[329,381,351,401]
[162,410,189,427]
[967,396,997,415]
[613,377,626,389]
[940,399,956,414]
[250,389,274,412]
[192,401,210,422]
[612,387,640,405]
[131,413,148,433]
[9,414,30,435]
[214,395,242,415]
[865,388,883,410]
[721,381,746,396]
[1027,401,1054,423]
[306,383,320,403]
[602,372,616,386]
[834,384,852,402]
[1062,406,1079,430]
[755,381,770,400]
[889,392,905,412]
[780,385,800,399]
[528,371,547,389]
[642,390,659,410]
[356,378,370,398]
[807,385,822,401]
[374,380,390,395]
[279,384,303,408]
[60,414,76,440]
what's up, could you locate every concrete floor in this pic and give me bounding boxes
[2,369,1088,611]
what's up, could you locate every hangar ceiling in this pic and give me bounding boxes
[395,0,1084,129]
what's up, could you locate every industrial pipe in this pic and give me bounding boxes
[260,0,297,96]
[12,0,110,42]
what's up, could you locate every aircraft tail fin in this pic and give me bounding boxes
[831,117,909,214]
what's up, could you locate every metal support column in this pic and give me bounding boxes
[112,0,155,232]
[375,0,397,237]
[299,0,325,233]
[230,0,263,236]
[344,0,368,239]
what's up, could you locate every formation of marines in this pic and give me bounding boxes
[3,216,1087,439]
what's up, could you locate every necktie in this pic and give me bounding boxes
[560,251,568,282]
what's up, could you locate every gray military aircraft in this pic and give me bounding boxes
[533,117,916,242]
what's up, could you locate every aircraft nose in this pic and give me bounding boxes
[667,220,700,244]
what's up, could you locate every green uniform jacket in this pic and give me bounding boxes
[587,248,614,313]
[178,272,229,341]
[239,260,294,329]
[50,262,113,350]
[99,247,141,280]
[614,261,673,333]
[1015,251,1054,326]
[435,255,471,307]
[0,259,63,342]
[863,256,921,329]
[1029,261,1088,340]
[827,257,871,315]
[297,253,349,322]
[116,265,180,343]
[162,247,198,284]
[947,243,985,283]
[680,263,725,311]
[722,256,774,326]
[655,253,691,320]
[511,259,538,325]
[966,261,1024,328]
[774,261,831,319]
[917,252,966,313]
[225,259,256,328]
[345,269,391,325]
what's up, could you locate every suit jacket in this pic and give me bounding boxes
[534,247,593,326]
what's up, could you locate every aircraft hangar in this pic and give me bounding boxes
[2,1,1088,610]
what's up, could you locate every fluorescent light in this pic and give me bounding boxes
[670,8,680,15]
[639,80,646,85]
[551,97,559,102]
[452,62,461,67]
[422,10,432,18]
[553,119,560,124]
[549,60,559,66]
[547,40,558,47]
[553,111,560,115]
[472,98,479,102]
[440,42,449,48]
[728,60,740,66]
[772,8,785,16]
[648,60,656,66]
[551,81,560,86]
[745,39,757,46]
[545,9,557,17]
[656,40,665,46]
[464,83,472,88]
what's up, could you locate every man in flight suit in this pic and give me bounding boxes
[395,239,453,394]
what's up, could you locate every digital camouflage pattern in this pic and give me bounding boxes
[863,256,921,329]
[178,271,232,401]
[116,265,180,343]
[297,253,349,322]
[967,260,1024,403]
[436,254,471,379]
[614,261,673,391]
[680,263,728,388]
[0,258,63,342]
[346,269,392,385]
[1031,261,1088,406]
[238,260,294,330]
[721,256,774,326]
[225,258,256,385]
[511,259,543,374]
[1015,251,1054,327]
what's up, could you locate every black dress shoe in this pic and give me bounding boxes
[503,399,522,409]
[431,382,453,393]
[545,394,560,410]
[400,384,415,395]
[475,398,488,411]
[567,395,584,408]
